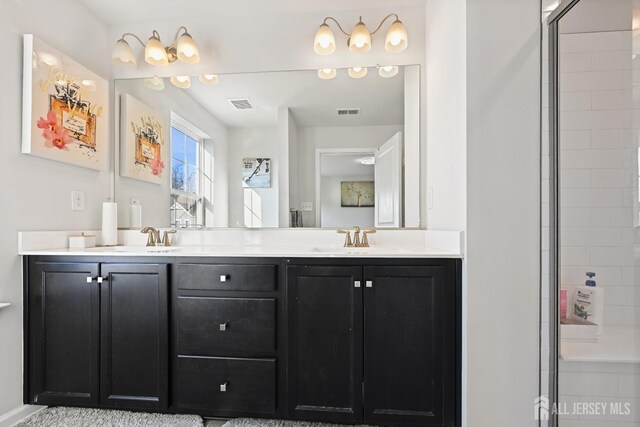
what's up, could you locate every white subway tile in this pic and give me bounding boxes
[591,129,635,149]
[562,130,591,150]
[591,51,633,71]
[589,227,623,246]
[561,32,624,53]
[604,306,623,326]
[562,246,590,266]
[561,110,632,131]
[591,90,633,110]
[561,71,623,92]
[590,246,635,266]
[561,169,591,188]
[562,207,591,227]
[559,371,619,396]
[590,208,629,227]
[561,91,592,111]
[562,227,589,246]
[561,52,592,72]
[561,266,622,286]
[591,169,625,188]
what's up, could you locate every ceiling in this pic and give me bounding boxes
[320,153,375,177]
[79,0,427,25]
[181,67,405,128]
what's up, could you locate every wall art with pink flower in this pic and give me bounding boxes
[120,94,167,184]
[21,34,108,170]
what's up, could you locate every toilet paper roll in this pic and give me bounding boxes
[102,202,118,246]
[129,204,142,229]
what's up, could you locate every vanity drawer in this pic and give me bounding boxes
[176,355,276,415]
[177,264,276,292]
[176,297,276,354]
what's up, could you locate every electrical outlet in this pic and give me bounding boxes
[71,190,85,211]
[301,201,313,211]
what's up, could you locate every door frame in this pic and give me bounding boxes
[314,148,377,227]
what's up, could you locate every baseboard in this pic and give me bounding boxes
[0,405,46,427]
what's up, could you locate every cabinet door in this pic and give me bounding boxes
[287,266,363,424]
[29,261,100,406]
[100,263,168,409]
[364,265,455,426]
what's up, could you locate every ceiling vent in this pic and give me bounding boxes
[228,98,253,110]
[337,108,360,116]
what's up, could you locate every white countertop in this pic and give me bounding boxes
[18,229,464,258]
[561,327,640,363]
[19,244,461,258]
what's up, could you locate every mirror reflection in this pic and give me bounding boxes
[114,65,420,229]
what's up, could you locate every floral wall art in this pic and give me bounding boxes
[22,34,108,170]
[341,181,375,207]
[120,94,167,184]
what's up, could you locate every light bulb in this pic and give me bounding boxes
[318,68,337,80]
[385,19,408,53]
[177,31,200,63]
[145,35,168,66]
[348,67,368,79]
[314,23,336,55]
[378,65,399,78]
[349,19,371,53]
[170,75,191,88]
[144,76,165,91]
[199,74,219,86]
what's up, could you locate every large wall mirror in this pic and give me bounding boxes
[114,65,421,229]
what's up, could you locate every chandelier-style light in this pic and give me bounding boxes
[113,27,200,67]
[313,13,408,56]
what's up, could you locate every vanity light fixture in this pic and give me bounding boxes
[112,27,200,67]
[199,74,220,85]
[348,66,368,79]
[378,65,399,78]
[170,75,191,89]
[318,68,337,80]
[313,14,408,55]
[144,76,165,91]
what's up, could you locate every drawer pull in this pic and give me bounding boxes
[86,276,93,283]
[220,381,229,392]
[366,280,373,288]
[354,280,361,288]
[219,322,229,331]
[219,275,228,282]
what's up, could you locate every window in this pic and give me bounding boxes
[170,123,210,228]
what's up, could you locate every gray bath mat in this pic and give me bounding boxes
[15,406,204,427]
[222,419,374,427]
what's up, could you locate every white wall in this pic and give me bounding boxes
[425,0,467,232]
[0,0,111,417]
[320,175,375,228]
[228,127,279,227]
[466,1,540,427]
[296,125,403,227]
[114,80,230,228]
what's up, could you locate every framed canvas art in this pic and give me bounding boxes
[242,158,271,188]
[22,34,109,170]
[120,94,167,184]
[341,181,375,207]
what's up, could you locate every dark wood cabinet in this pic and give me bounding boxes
[287,261,458,427]
[25,256,459,426]
[26,259,168,411]
[287,266,363,424]
[100,263,168,409]
[28,262,100,406]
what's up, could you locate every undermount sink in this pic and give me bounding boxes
[84,246,180,253]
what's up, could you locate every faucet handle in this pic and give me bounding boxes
[161,229,177,246]
[362,228,376,247]
[337,229,353,247]
[141,227,158,247]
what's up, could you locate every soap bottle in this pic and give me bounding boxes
[573,272,604,335]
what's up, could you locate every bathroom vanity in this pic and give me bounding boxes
[22,248,461,427]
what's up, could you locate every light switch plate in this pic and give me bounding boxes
[71,190,85,211]
[301,201,313,211]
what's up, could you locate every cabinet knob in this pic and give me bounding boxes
[219,322,229,331]
[86,276,93,283]
[97,277,108,284]
[220,381,229,392]
[219,275,228,282]
[366,280,373,288]
[354,281,361,288]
